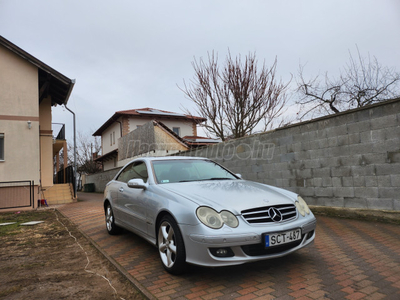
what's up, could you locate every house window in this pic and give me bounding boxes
[0,133,4,161]
[113,131,115,145]
[172,127,180,136]
[110,133,112,146]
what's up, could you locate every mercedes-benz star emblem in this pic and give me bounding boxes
[268,207,282,222]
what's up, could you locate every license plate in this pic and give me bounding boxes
[264,229,301,247]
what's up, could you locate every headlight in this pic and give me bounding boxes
[197,207,223,229]
[220,211,239,228]
[196,207,238,229]
[295,196,310,217]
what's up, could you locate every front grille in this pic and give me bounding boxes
[241,239,303,256]
[241,204,297,224]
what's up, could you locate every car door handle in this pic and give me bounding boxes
[119,187,124,192]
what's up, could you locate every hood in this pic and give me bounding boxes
[160,180,297,214]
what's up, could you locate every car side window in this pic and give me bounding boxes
[117,161,148,183]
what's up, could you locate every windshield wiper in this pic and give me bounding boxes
[199,177,234,181]
[179,177,234,182]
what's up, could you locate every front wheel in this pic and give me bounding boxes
[105,204,121,235]
[157,215,186,275]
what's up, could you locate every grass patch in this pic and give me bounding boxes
[0,210,52,236]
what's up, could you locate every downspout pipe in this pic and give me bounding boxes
[64,104,77,199]
[64,79,77,198]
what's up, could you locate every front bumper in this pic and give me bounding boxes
[180,217,317,267]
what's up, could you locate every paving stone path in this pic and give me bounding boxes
[58,193,400,299]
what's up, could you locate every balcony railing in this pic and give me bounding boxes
[52,123,65,140]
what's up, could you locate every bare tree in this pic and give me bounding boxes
[180,51,290,141]
[67,132,102,175]
[296,48,400,120]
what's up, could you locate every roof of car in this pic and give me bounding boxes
[140,156,207,162]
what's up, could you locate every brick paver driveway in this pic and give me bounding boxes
[58,192,400,300]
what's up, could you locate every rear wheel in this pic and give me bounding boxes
[157,215,186,275]
[105,204,121,235]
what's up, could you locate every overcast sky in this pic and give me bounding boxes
[1,0,399,140]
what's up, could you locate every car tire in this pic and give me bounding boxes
[157,215,186,275]
[105,203,121,235]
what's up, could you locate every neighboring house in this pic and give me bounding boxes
[0,36,75,210]
[93,108,219,170]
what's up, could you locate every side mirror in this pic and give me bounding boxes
[235,173,242,179]
[127,178,147,190]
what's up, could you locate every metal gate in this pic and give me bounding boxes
[0,181,34,210]
[55,166,76,198]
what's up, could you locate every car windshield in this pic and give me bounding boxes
[152,159,237,184]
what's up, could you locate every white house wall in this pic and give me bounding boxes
[128,118,194,137]
[101,117,196,155]
[158,119,194,137]
[0,45,40,184]
[99,115,198,171]
[102,120,121,155]
[103,159,118,171]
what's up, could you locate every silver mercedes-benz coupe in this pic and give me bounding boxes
[104,157,316,274]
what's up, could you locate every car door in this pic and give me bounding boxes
[108,180,125,221]
[116,161,149,234]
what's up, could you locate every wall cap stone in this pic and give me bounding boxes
[277,97,400,132]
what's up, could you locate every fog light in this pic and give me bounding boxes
[306,230,314,240]
[209,247,234,257]
[216,249,227,256]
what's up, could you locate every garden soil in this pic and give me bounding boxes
[0,209,144,300]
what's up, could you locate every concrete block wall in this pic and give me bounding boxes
[85,167,121,193]
[176,98,400,211]
[118,121,156,161]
